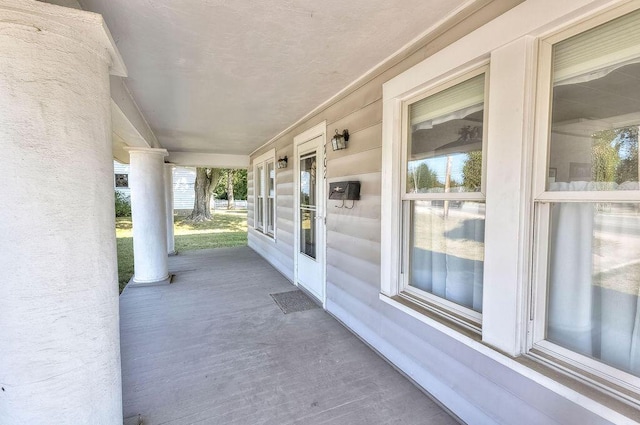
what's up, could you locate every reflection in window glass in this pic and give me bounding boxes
[299,152,317,259]
[300,155,316,207]
[256,165,264,230]
[409,200,485,312]
[546,202,640,377]
[300,209,316,258]
[407,74,484,194]
[267,162,275,235]
[548,10,640,191]
[268,162,275,197]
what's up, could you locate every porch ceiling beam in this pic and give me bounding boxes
[111,76,162,162]
[167,152,249,169]
[112,131,132,164]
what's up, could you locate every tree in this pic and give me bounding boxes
[613,127,638,184]
[233,169,248,200]
[462,151,482,191]
[114,191,131,217]
[214,168,248,200]
[186,168,223,222]
[226,169,236,209]
[592,127,638,184]
[591,137,617,183]
[408,162,440,192]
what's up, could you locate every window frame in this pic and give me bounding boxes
[255,163,264,231]
[400,66,490,202]
[378,0,640,417]
[114,173,129,188]
[253,149,276,239]
[529,3,640,401]
[266,160,276,236]
[388,64,490,330]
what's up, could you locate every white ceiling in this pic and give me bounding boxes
[76,0,468,155]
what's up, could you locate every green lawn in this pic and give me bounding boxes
[116,209,247,292]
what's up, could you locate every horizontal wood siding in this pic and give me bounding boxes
[113,161,195,210]
[114,161,129,174]
[249,0,521,321]
[248,228,293,281]
[173,167,196,210]
[245,2,621,424]
[247,162,295,279]
[114,161,131,198]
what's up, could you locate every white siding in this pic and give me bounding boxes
[248,1,636,424]
[114,161,130,198]
[172,167,196,211]
[247,149,295,281]
[113,161,196,210]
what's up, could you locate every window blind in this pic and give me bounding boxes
[553,9,640,85]
[409,74,484,127]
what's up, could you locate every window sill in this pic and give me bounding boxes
[249,227,275,242]
[378,293,638,424]
[527,348,640,413]
[398,290,482,332]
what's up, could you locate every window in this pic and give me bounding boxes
[399,68,488,327]
[532,8,640,397]
[266,161,275,235]
[254,149,276,238]
[114,173,128,188]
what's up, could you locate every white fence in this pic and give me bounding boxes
[213,199,247,210]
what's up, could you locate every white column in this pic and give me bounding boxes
[127,148,170,284]
[0,1,125,424]
[165,163,176,255]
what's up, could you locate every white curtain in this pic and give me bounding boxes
[547,182,640,376]
[410,203,484,312]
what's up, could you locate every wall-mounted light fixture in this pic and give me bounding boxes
[331,129,349,151]
[277,156,288,169]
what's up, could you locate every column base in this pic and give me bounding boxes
[168,250,178,256]
[128,274,174,288]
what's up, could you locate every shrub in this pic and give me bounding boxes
[115,191,131,217]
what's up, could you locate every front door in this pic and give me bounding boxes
[295,133,325,303]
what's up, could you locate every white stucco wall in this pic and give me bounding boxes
[0,1,124,423]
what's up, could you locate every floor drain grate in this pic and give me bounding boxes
[270,290,319,314]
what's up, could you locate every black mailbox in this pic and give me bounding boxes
[329,181,360,200]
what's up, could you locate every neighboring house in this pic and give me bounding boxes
[113,161,131,198]
[114,162,247,213]
[113,161,197,214]
[249,2,640,424]
[170,167,197,214]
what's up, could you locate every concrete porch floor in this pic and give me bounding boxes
[120,247,459,425]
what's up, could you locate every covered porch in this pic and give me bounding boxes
[120,247,457,424]
[4,0,640,423]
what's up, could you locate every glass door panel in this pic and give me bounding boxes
[299,209,316,258]
[299,153,317,259]
[266,161,275,235]
[256,165,264,230]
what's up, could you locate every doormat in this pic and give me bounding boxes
[270,290,319,314]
